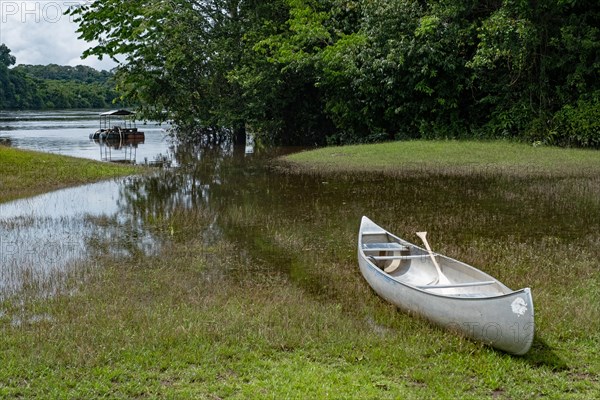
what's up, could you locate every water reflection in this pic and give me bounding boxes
[94,137,145,164]
[0,143,270,296]
[0,180,160,297]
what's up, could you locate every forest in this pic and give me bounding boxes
[0,44,120,110]
[68,0,599,147]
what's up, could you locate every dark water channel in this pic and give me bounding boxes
[1,114,598,299]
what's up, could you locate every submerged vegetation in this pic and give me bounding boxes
[0,146,137,203]
[69,0,599,147]
[1,142,598,397]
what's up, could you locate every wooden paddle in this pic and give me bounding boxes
[416,231,451,285]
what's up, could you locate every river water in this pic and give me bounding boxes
[0,109,172,164]
[1,110,598,300]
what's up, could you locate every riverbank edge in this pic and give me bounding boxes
[278,140,600,177]
[0,146,139,204]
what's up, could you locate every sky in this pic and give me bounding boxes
[0,1,117,70]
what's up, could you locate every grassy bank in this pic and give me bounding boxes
[1,143,599,398]
[282,140,600,176]
[0,146,138,203]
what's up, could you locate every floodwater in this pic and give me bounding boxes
[0,111,598,299]
[0,180,158,295]
[0,109,172,295]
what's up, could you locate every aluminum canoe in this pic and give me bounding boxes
[358,216,534,355]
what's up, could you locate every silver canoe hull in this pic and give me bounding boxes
[358,216,534,355]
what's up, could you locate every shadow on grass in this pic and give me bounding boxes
[520,335,568,371]
[402,312,569,371]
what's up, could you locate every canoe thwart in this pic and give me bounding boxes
[362,242,409,252]
[371,254,430,260]
[417,280,496,289]
[362,247,410,252]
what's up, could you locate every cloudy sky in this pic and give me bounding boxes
[0,1,117,70]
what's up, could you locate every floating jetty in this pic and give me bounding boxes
[89,109,145,141]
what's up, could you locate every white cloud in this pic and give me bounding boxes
[0,0,117,71]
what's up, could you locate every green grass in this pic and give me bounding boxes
[0,142,598,398]
[2,206,597,398]
[282,140,600,176]
[0,146,139,203]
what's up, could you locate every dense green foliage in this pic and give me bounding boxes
[12,64,113,83]
[0,44,120,109]
[70,1,599,147]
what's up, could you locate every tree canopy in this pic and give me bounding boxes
[68,0,600,147]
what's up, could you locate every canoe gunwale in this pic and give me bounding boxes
[359,252,530,301]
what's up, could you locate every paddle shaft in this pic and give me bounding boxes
[416,231,449,284]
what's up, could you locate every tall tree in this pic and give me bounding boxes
[0,44,17,108]
[0,44,16,67]
[468,0,600,145]
[71,1,256,141]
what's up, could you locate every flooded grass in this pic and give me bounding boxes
[0,142,598,397]
[0,146,139,203]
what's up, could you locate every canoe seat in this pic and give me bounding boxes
[361,231,388,236]
[370,255,429,260]
[363,242,411,273]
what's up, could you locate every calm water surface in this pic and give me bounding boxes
[0,179,159,295]
[0,109,173,164]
